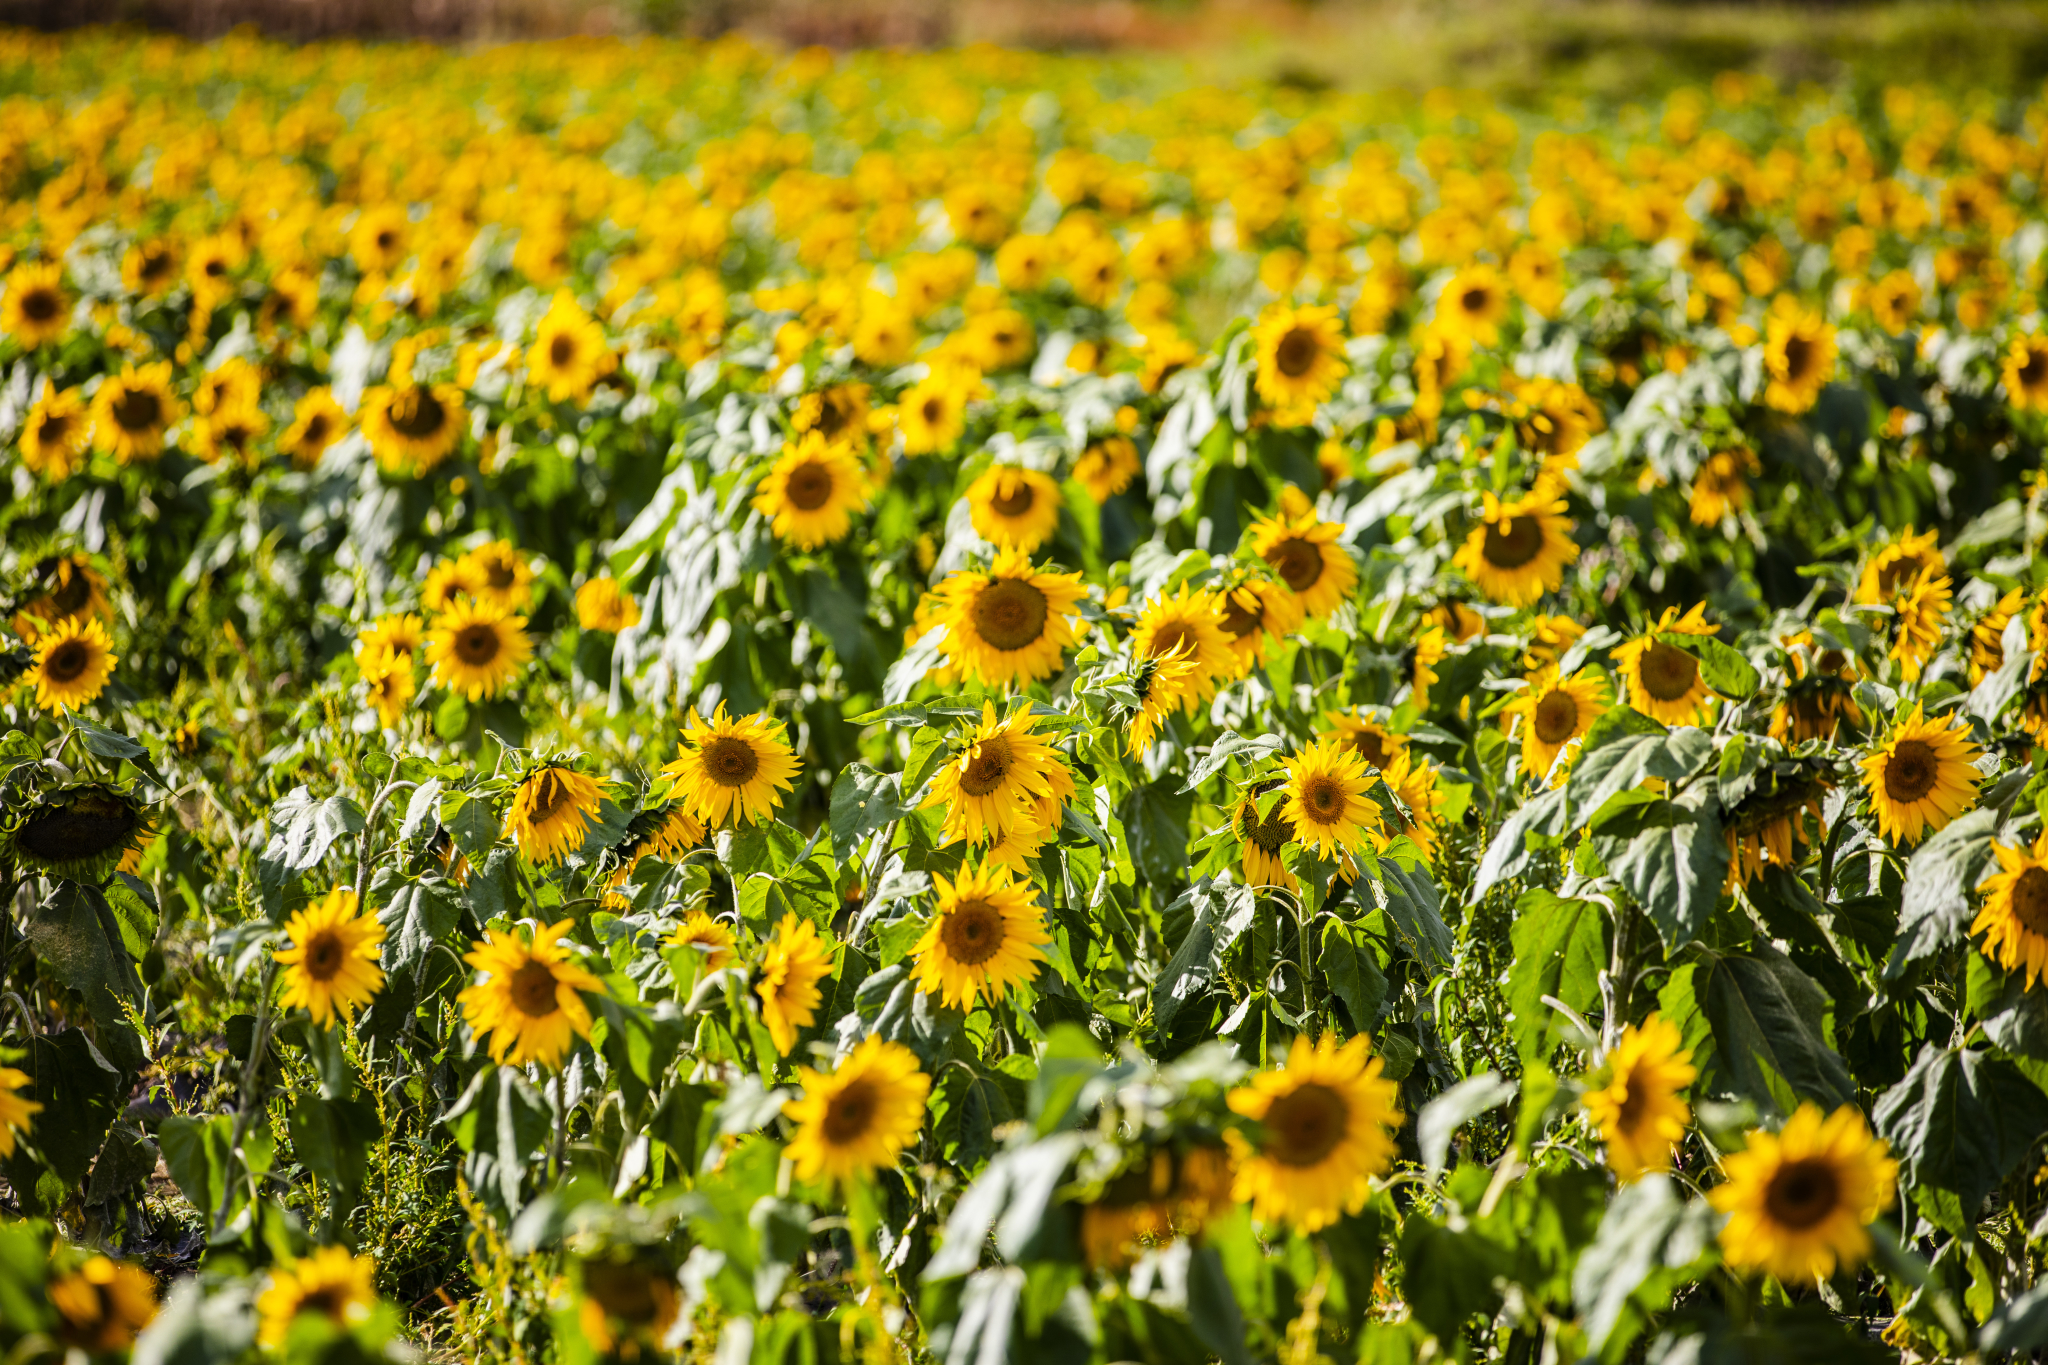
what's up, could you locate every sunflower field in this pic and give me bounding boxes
[13,20,2048,1364]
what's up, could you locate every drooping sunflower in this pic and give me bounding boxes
[1859,703,1981,846]
[0,260,69,348]
[1504,667,1609,785]
[933,549,1088,686]
[1972,831,2048,988]
[0,1065,43,1158]
[2002,333,2048,412]
[911,861,1050,1010]
[923,702,1074,849]
[1580,1014,1697,1181]
[791,383,871,446]
[603,803,706,906]
[756,914,835,1056]
[783,1035,931,1184]
[1225,1033,1403,1232]
[361,381,465,475]
[505,765,609,865]
[1889,567,1951,682]
[281,389,348,469]
[425,598,531,700]
[1710,1104,1898,1285]
[1215,575,1305,675]
[273,886,386,1028]
[257,1247,378,1348]
[1281,737,1383,859]
[966,465,1063,554]
[1771,632,1863,744]
[1613,603,1719,727]
[1126,641,1203,757]
[1856,526,1944,606]
[1233,782,1297,893]
[360,648,415,730]
[18,380,88,481]
[48,1255,158,1353]
[528,290,614,403]
[1761,300,1837,415]
[666,910,736,974]
[1724,773,1829,888]
[90,362,180,463]
[1248,498,1359,621]
[29,615,117,711]
[1452,489,1578,607]
[2,782,150,882]
[1131,585,1235,713]
[661,704,800,829]
[1252,302,1347,423]
[752,432,870,551]
[459,919,605,1069]
[574,576,642,633]
[1323,709,1408,772]
[1073,435,1141,503]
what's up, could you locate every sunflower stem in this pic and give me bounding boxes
[217,956,278,1238]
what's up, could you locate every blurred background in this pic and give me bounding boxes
[0,0,2037,97]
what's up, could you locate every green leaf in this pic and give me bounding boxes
[1506,889,1607,1061]
[288,1091,381,1198]
[1186,1244,1253,1365]
[1571,1173,1716,1355]
[1119,778,1195,886]
[0,1029,122,1192]
[1179,731,1283,794]
[1371,858,1455,970]
[1319,919,1388,1033]
[1688,945,1854,1114]
[442,790,500,859]
[158,1113,237,1221]
[1416,1071,1515,1175]
[376,877,463,973]
[1396,1217,1508,1344]
[27,882,145,1076]
[1656,631,1760,700]
[1589,782,1726,951]
[1152,879,1257,1037]
[829,763,904,850]
[1474,785,1570,895]
[1886,807,2001,977]
[1567,722,1714,825]
[1982,1279,2048,1353]
[1978,957,2048,1059]
[262,787,366,873]
[1874,1044,2048,1219]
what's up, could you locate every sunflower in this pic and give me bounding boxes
[1248,498,1359,621]
[1073,436,1141,503]
[1252,302,1347,423]
[1889,567,1951,682]
[1710,1104,1898,1285]
[273,886,386,1027]
[1324,709,1408,772]
[933,549,1088,686]
[1225,1033,1402,1231]
[1520,612,1581,666]
[48,1255,158,1353]
[1141,333,1202,393]
[192,399,269,469]
[1613,603,1719,727]
[0,1065,43,1158]
[505,765,609,865]
[19,380,88,481]
[459,919,605,1069]
[603,803,706,906]
[1216,575,1305,675]
[1762,300,1837,415]
[1127,641,1203,757]
[661,704,800,828]
[1080,1144,1235,1270]
[90,362,180,463]
[1281,737,1383,859]
[360,648,415,729]
[2,783,149,882]
[574,576,641,632]
[459,540,536,613]
[425,598,532,700]
[1724,774,1829,887]
[783,1036,931,1184]
[911,861,1050,1009]
[923,702,1074,849]
[527,290,614,403]
[193,357,261,416]
[257,1247,378,1348]
[1378,749,1446,865]
[2002,333,2048,412]
[1688,448,1761,526]
[421,559,486,614]
[1409,625,1447,712]
[1131,585,1235,713]
[1860,704,1981,846]
[359,613,426,661]
[361,381,465,474]
[897,372,970,455]
[577,1253,680,1358]
[1857,526,1944,605]
[28,614,117,711]
[1,260,69,348]
[1504,667,1609,785]
[666,910,736,973]
[281,388,348,469]
[1435,263,1509,346]
[1580,1014,1696,1181]
[1969,588,2028,684]
[1452,489,1578,608]
[791,383,871,445]
[349,204,409,273]
[967,465,1064,554]
[1233,782,1297,892]
[1972,832,2048,989]
[756,914,834,1056]
[752,431,870,551]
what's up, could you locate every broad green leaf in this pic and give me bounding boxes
[1656,630,1760,700]
[0,1029,122,1191]
[1568,722,1713,825]
[1690,945,1854,1114]
[1506,889,1607,1060]
[828,762,904,850]
[1473,785,1570,896]
[27,882,146,1076]
[1416,1071,1515,1175]
[1874,1044,2048,1220]
[376,876,463,973]
[1372,857,1454,970]
[1152,879,1257,1037]
[1571,1173,1716,1355]
[1179,730,1284,794]
[1119,778,1195,886]
[1886,807,2001,977]
[1319,918,1389,1034]
[1589,782,1726,951]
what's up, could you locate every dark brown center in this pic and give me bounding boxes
[1460,287,1489,314]
[389,387,447,439]
[454,623,500,665]
[701,735,759,787]
[304,931,345,982]
[1149,623,1193,660]
[1482,516,1545,570]
[958,735,1013,796]
[1533,688,1579,745]
[20,287,59,322]
[1220,598,1260,637]
[1763,1157,1841,1231]
[44,639,89,683]
[1263,1081,1348,1167]
[1640,642,1699,702]
[34,411,75,446]
[1268,537,1323,592]
[15,792,135,863]
[822,1078,877,1144]
[510,960,559,1016]
[940,898,1005,966]
[784,460,834,511]
[1300,775,1345,821]
[972,578,1049,652]
[989,476,1035,518]
[549,334,575,367]
[2012,866,2048,937]
[1782,335,1818,384]
[1884,738,1937,803]
[1274,326,1320,378]
[111,387,161,432]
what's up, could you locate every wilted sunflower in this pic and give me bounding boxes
[1859,703,1981,846]
[1613,603,1719,726]
[459,919,605,1069]
[756,914,834,1056]
[1724,772,1829,887]
[1252,302,1346,422]
[90,362,180,463]
[1972,831,2048,988]
[361,381,465,474]
[966,465,1063,554]
[2,782,149,882]
[923,702,1073,849]
[662,703,800,828]
[911,861,1050,1009]
[273,887,386,1027]
[0,1065,43,1157]
[1233,781,1296,892]
[574,576,641,633]
[1504,667,1609,785]
[1131,585,1234,713]
[783,1036,931,1184]
[528,290,613,402]
[29,615,117,711]
[933,549,1087,686]
[1771,633,1862,743]
[0,260,69,348]
[48,1255,158,1353]
[1073,435,1141,503]
[18,380,88,482]
[257,1247,378,1348]
[1856,526,1943,605]
[1762,300,1837,414]
[666,910,736,973]
[505,765,609,865]
[1710,1104,1897,1285]
[1215,575,1304,675]
[752,432,870,550]
[1581,1014,1696,1181]
[425,598,532,700]
[281,389,348,469]
[2002,333,2048,412]
[1126,641,1202,757]
[1248,497,1358,621]
[1226,1033,1403,1231]
[1281,737,1382,859]
[1453,489,1578,608]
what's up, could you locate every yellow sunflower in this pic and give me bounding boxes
[575,576,642,632]
[91,362,180,463]
[191,399,269,469]
[426,598,532,700]
[2002,333,2048,413]
[1324,709,1408,772]
[933,549,1088,687]
[1131,584,1235,713]
[1,260,69,348]
[257,1247,378,1348]
[281,388,349,469]
[1856,526,1944,606]
[1889,567,1951,682]
[459,919,605,1069]
[360,648,416,729]
[1710,1104,1898,1285]
[1073,435,1141,503]
[1613,603,1719,727]
[359,613,426,661]
[1504,667,1609,785]
[1859,704,1981,846]
[1972,831,2048,989]
[459,540,536,613]
[1233,782,1297,893]
[122,238,179,297]
[505,766,609,866]
[19,380,88,481]
[790,383,871,446]
[604,804,707,906]
[273,886,386,1028]
[1281,737,1383,859]
[1225,1033,1403,1232]
[27,614,117,712]
[1580,1014,1696,1181]
[1410,625,1447,712]
[752,432,870,550]
[661,704,800,828]
[361,381,465,475]
[48,1255,158,1353]
[897,371,971,455]
[911,861,1050,1009]
[1378,749,1446,865]
[1215,575,1305,676]
[967,465,1063,554]
[666,910,736,973]
[1761,300,1837,415]
[528,290,614,402]
[421,559,486,614]
[1248,497,1359,621]
[1688,448,1761,526]
[1452,489,1578,607]
[1252,302,1347,423]
[922,702,1074,850]
[1127,641,1203,758]
[0,1065,43,1158]
[1969,588,2028,684]
[783,1035,931,1184]
[756,914,834,1056]
[1435,263,1509,346]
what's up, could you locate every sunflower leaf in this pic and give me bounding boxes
[1875,1044,2048,1221]
[1655,631,1760,700]
[1886,806,2002,978]
[1179,730,1284,794]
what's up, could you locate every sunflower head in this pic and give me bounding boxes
[425,598,533,701]
[1452,489,1578,608]
[504,763,610,866]
[752,431,870,551]
[1226,1033,1402,1231]
[911,860,1050,1009]
[256,1247,378,1348]
[274,886,387,1028]
[1247,502,1358,621]
[1972,830,2048,989]
[3,782,152,883]
[661,704,800,829]
[783,1035,932,1184]
[458,919,606,1069]
[1709,1103,1898,1285]
[966,465,1063,554]
[755,914,835,1056]
[575,576,642,633]
[28,614,118,712]
[1,261,70,349]
[48,1254,158,1353]
[1281,737,1382,859]
[934,550,1087,687]
[1234,780,1297,891]
[1859,703,1981,846]
[1581,1013,1696,1180]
